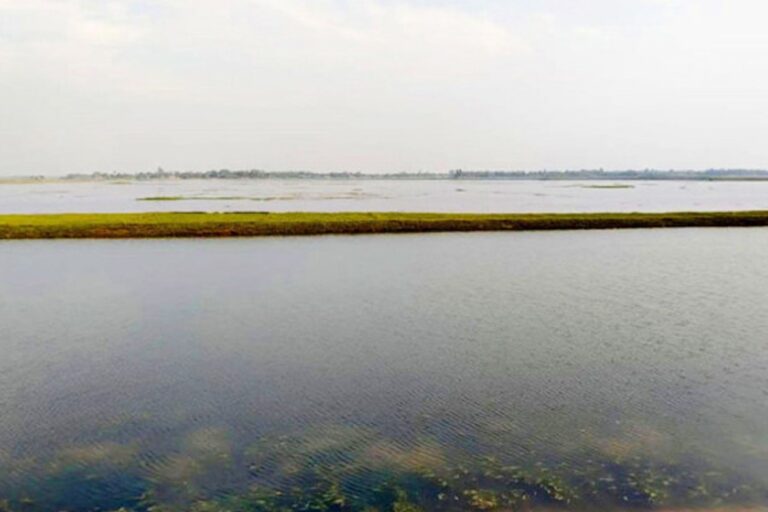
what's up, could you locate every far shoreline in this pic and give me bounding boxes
[2,211,768,240]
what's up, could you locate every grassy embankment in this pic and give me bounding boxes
[2,211,768,239]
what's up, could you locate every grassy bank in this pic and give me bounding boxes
[2,211,768,239]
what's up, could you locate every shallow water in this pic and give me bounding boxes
[3,179,768,213]
[1,229,768,511]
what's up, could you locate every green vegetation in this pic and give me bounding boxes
[1,211,768,239]
[136,196,185,201]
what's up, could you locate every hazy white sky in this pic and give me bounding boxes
[1,0,767,175]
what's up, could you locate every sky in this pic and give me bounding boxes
[1,0,768,175]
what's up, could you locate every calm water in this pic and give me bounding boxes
[1,230,768,511]
[3,179,768,213]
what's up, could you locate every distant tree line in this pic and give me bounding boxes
[447,168,768,180]
[65,169,442,181]
[62,168,768,181]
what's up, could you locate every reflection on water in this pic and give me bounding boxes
[1,230,768,511]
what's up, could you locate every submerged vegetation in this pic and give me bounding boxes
[1,423,766,512]
[2,211,768,239]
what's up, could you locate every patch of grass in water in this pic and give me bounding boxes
[136,196,185,201]
[3,211,768,239]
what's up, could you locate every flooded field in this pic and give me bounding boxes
[3,179,768,214]
[1,229,767,511]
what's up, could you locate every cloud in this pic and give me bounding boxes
[2,0,527,89]
[1,0,768,174]
[258,0,526,55]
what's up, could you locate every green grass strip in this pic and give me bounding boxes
[1,211,768,239]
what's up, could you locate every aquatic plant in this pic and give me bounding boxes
[136,196,186,201]
[3,421,768,511]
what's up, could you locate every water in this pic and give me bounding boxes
[1,229,768,511]
[3,179,768,213]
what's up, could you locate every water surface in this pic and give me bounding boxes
[1,230,768,510]
[3,179,768,213]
